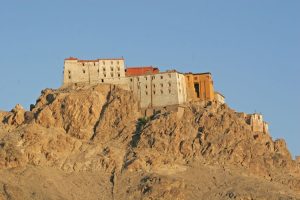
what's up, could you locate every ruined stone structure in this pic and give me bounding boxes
[63,57,222,110]
[237,112,269,134]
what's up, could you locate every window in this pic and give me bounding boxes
[117,67,120,71]
[153,84,155,88]
[153,90,156,95]
[146,91,148,95]
[168,82,171,87]
[118,73,120,77]
[103,67,106,71]
[68,75,71,79]
[160,83,163,87]
[97,69,99,73]
[137,77,139,81]
[145,85,148,89]
[94,63,95,66]
[130,78,133,82]
[161,90,163,94]
[160,76,163,79]
[103,61,105,65]
[110,67,113,71]
[83,69,86,73]
[82,63,85,66]
[111,61,113,64]
[169,89,171,94]
[145,77,147,80]
[68,70,71,74]
[104,74,106,77]
[101,79,104,83]
[152,76,155,80]
[110,73,113,77]
[168,74,171,78]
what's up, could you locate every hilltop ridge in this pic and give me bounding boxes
[0,84,299,200]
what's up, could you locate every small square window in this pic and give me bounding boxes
[68,75,71,79]
[101,79,104,83]
[130,78,133,82]
[145,85,148,89]
[83,69,86,73]
[68,70,71,74]
[160,76,163,79]
[153,91,156,95]
[118,73,120,77]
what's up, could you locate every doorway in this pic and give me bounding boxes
[194,83,200,98]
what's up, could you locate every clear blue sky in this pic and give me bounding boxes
[0,1,299,157]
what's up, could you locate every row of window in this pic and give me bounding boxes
[129,74,173,82]
[143,88,183,95]
[82,61,121,66]
[145,89,171,95]
[68,72,120,79]
[77,66,121,72]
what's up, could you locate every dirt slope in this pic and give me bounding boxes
[0,84,299,200]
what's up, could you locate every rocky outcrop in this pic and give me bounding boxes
[0,84,299,200]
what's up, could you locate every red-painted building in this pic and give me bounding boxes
[125,66,159,76]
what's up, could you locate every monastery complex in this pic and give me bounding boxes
[62,56,268,134]
[63,57,224,108]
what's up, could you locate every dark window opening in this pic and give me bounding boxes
[194,83,200,98]
[101,79,104,83]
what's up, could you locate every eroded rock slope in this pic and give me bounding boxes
[0,84,299,200]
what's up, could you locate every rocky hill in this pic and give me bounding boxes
[0,84,299,200]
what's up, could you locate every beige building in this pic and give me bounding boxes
[237,112,269,134]
[63,57,126,86]
[214,92,226,104]
[127,70,187,109]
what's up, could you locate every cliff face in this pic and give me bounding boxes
[0,84,299,200]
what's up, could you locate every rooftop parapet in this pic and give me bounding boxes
[125,66,159,76]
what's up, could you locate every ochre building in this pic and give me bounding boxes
[185,73,215,101]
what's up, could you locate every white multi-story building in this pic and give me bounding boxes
[63,57,126,86]
[127,71,187,109]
